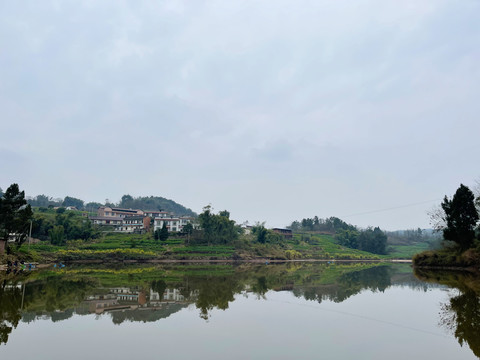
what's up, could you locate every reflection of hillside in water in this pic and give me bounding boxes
[0,263,444,345]
[414,268,480,358]
[291,265,439,304]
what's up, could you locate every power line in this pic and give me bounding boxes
[340,199,443,218]
[269,298,449,339]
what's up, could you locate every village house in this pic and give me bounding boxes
[97,206,144,218]
[272,228,293,239]
[143,210,169,218]
[89,216,123,226]
[116,215,151,233]
[153,216,195,233]
[89,206,194,233]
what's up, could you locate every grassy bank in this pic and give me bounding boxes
[6,232,390,263]
[413,247,480,269]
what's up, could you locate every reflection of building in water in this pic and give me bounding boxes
[78,286,198,317]
[83,294,120,314]
[150,288,186,303]
[111,287,141,302]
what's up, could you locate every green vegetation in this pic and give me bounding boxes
[0,184,33,253]
[336,227,387,254]
[118,194,196,216]
[385,228,441,259]
[193,207,241,245]
[2,188,418,262]
[413,184,480,268]
[441,184,479,250]
[18,229,386,262]
[27,192,196,217]
[30,207,99,243]
[289,215,388,255]
[414,268,480,357]
[386,242,431,259]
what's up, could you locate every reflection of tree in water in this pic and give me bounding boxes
[0,279,23,345]
[252,276,268,299]
[151,279,167,297]
[0,272,98,344]
[440,289,480,357]
[190,276,240,320]
[0,263,426,342]
[292,265,391,304]
[23,277,96,315]
[415,269,480,358]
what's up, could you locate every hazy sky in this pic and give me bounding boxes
[1,0,479,230]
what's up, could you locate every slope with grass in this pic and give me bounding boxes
[14,231,391,263]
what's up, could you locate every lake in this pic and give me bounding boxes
[1,262,479,359]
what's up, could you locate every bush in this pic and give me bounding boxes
[285,250,302,260]
[56,249,157,261]
[413,249,480,268]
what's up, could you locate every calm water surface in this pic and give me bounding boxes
[1,262,479,359]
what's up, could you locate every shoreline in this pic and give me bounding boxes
[0,258,411,271]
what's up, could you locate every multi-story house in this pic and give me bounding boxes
[116,216,150,233]
[97,206,144,218]
[153,216,196,233]
[89,216,123,226]
[144,210,169,218]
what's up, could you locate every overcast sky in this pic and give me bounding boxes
[1,0,479,230]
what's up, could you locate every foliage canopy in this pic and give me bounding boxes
[441,184,479,250]
[0,183,33,250]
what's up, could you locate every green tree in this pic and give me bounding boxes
[151,280,167,297]
[336,227,387,255]
[62,196,84,209]
[183,222,194,236]
[441,184,479,250]
[159,223,169,242]
[119,194,134,208]
[195,206,239,245]
[336,229,360,249]
[49,225,65,245]
[0,183,33,253]
[252,223,268,243]
[182,222,194,244]
[85,202,103,213]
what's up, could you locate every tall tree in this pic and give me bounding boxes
[0,184,33,253]
[159,223,169,242]
[441,184,479,250]
[196,206,239,245]
[62,196,84,209]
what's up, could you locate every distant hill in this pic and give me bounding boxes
[27,193,197,217]
[117,195,197,217]
[386,228,441,246]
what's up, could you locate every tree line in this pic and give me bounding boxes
[289,216,357,233]
[26,193,196,217]
[33,207,99,245]
[288,216,387,255]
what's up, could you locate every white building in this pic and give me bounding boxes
[153,216,195,232]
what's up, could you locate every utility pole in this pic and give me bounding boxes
[28,219,32,252]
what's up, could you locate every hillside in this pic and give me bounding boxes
[27,193,197,217]
[118,195,197,217]
[20,231,388,262]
